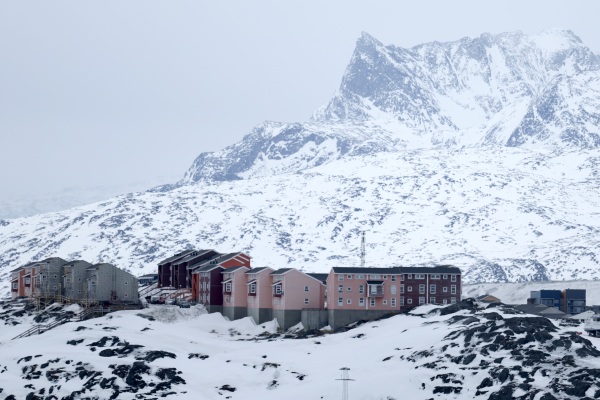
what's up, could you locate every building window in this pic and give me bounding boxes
[391,285,397,295]
[443,287,448,293]
[451,297,456,304]
[347,274,352,279]
[304,286,309,292]
[347,299,352,305]
[391,298,396,307]
[400,284,404,293]
[451,275,457,282]
[430,285,436,294]
[275,285,283,295]
[407,274,412,279]
[304,298,309,305]
[400,297,404,306]
[359,298,364,306]
[400,274,405,281]
[78,290,82,294]
[431,274,440,280]
[338,298,343,306]
[125,281,128,285]
[419,284,425,294]
[338,275,344,281]
[347,287,352,292]
[408,286,413,292]
[383,275,387,280]
[12,283,17,289]
[391,275,396,281]
[370,298,375,307]
[443,274,448,279]
[419,297,425,305]
[370,274,380,279]
[78,278,81,282]
[338,285,344,293]
[125,293,128,298]
[54,275,58,279]
[359,285,364,294]
[224,282,231,292]
[416,274,425,279]
[383,300,387,305]
[249,284,256,294]
[407,298,412,305]
[443,299,447,304]
[355,274,364,279]
[451,285,456,294]
[430,297,436,304]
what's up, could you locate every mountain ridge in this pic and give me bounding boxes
[2,30,600,296]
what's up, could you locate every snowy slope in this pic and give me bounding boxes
[3,30,600,295]
[1,300,600,399]
[2,147,600,296]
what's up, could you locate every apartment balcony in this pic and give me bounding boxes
[367,281,384,298]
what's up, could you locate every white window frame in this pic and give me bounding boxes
[383,300,387,305]
[347,286,352,292]
[304,286,309,292]
[407,298,412,305]
[391,285,397,295]
[407,274,412,279]
[443,287,448,293]
[359,298,364,306]
[419,297,425,305]
[391,298,396,307]
[304,298,309,305]
[419,284,425,294]
[338,275,344,281]
[338,285,344,293]
[347,299,352,305]
[430,297,436,304]
[391,275,396,281]
[451,297,457,304]
[275,285,283,295]
[370,298,375,307]
[338,298,343,306]
[416,274,425,280]
[430,285,436,294]
[347,274,352,279]
[408,286,413,292]
[359,285,364,294]
[431,274,440,280]
[400,297,404,306]
[225,282,232,292]
[451,285,456,294]
[249,283,256,294]
[451,275,457,282]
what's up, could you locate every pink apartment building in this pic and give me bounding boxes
[270,268,327,330]
[327,266,461,329]
[246,267,274,324]
[222,266,250,321]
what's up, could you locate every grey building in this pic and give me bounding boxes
[86,263,139,304]
[33,257,68,298]
[62,260,93,300]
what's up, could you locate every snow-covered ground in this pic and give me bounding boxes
[1,299,600,399]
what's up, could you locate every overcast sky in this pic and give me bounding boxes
[1,1,599,208]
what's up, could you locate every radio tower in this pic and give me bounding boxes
[336,367,354,400]
[360,231,366,268]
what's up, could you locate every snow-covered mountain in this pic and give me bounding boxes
[2,30,600,295]
[2,300,600,399]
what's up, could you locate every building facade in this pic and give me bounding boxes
[271,269,326,330]
[85,263,139,303]
[327,266,462,330]
[246,267,274,325]
[222,266,250,320]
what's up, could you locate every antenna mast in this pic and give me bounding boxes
[336,367,355,400]
[360,231,366,268]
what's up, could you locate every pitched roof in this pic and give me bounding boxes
[172,249,218,266]
[193,264,225,273]
[331,267,399,274]
[245,267,273,274]
[221,266,250,273]
[307,273,328,284]
[270,268,294,275]
[158,250,195,266]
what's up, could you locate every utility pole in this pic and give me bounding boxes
[336,367,354,400]
[360,231,366,268]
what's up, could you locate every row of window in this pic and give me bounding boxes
[399,284,457,294]
[338,274,457,282]
[337,297,398,307]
